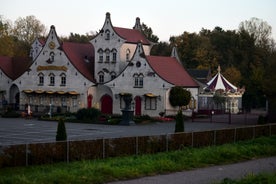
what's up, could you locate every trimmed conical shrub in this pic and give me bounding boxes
[56,118,67,141]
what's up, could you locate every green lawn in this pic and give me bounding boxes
[0,136,275,184]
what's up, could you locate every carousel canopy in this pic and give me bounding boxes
[205,66,237,92]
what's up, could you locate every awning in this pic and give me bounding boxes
[68,91,79,95]
[144,93,157,97]
[57,91,66,95]
[46,90,55,94]
[23,89,33,94]
[34,89,44,94]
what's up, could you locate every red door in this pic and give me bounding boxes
[101,95,113,114]
[87,95,93,108]
[135,96,141,116]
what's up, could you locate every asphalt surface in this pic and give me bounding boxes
[0,113,258,146]
[108,157,276,184]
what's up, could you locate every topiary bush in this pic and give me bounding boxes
[175,110,184,132]
[56,118,67,141]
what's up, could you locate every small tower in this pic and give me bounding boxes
[171,46,181,63]
[133,17,142,30]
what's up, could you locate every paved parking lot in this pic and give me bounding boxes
[0,113,259,146]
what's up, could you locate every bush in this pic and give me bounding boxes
[56,118,67,141]
[76,108,101,121]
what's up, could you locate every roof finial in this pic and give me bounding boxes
[217,65,221,73]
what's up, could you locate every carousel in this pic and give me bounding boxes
[198,66,245,114]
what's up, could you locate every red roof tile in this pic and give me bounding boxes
[0,56,32,80]
[62,42,95,82]
[114,27,150,45]
[146,56,198,87]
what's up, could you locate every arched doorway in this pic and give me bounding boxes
[101,94,112,114]
[87,94,93,108]
[9,84,20,110]
[135,96,141,116]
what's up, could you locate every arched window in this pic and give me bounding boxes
[126,49,131,61]
[105,29,110,40]
[105,49,110,62]
[49,52,55,63]
[111,49,117,62]
[133,73,143,88]
[49,73,55,86]
[60,73,66,86]
[98,49,103,62]
[38,73,44,86]
[98,71,104,83]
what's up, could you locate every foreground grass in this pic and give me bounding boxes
[0,136,276,184]
[217,172,276,184]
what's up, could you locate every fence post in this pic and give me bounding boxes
[214,130,216,146]
[192,132,194,147]
[166,134,169,152]
[26,144,28,166]
[136,136,139,155]
[234,128,236,143]
[67,141,69,163]
[102,139,105,159]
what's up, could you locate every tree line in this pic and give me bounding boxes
[1,15,275,121]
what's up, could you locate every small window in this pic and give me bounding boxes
[112,49,117,62]
[98,72,104,83]
[133,73,143,88]
[49,52,55,63]
[60,73,66,86]
[105,30,110,40]
[38,73,44,86]
[98,49,103,63]
[110,72,116,80]
[126,49,130,61]
[49,73,55,86]
[105,49,110,62]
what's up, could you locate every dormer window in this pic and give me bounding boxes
[105,29,110,40]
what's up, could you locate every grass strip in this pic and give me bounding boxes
[216,172,276,184]
[0,136,275,184]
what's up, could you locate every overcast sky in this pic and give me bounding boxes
[1,0,276,42]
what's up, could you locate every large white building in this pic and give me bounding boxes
[0,12,199,117]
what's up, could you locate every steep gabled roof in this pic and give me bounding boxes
[0,56,32,80]
[114,27,151,45]
[62,42,95,82]
[146,56,198,87]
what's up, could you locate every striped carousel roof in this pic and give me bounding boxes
[205,66,237,92]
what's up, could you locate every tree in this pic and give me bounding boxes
[61,32,96,43]
[56,118,67,141]
[0,16,14,56]
[169,86,191,132]
[239,17,272,48]
[141,23,159,43]
[222,66,241,86]
[13,15,46,45]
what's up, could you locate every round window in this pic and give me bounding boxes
[136,61,141,68]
